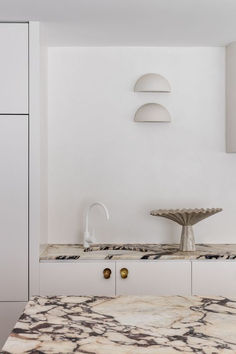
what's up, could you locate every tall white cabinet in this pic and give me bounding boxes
[0,23,28,348]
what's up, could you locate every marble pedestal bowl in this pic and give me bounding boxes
[150,208,222,252]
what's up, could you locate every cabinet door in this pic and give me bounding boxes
[0,116,28,301]
[0,302,26,350]
[116,261,191,296]
[0,23,28,114]
[192,261,236,296]
[40,262,115,296]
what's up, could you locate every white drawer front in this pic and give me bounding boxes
[116,261,191,296]
[40,262,115,296]
[192,261,236,296]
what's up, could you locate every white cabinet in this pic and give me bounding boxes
[40,262,116,296]
[192,261,236,297]
[40,261,191,296]
[40,260,236,297]
[0,23,29,350]
[0,23,28,114]
[116,261,191,295]
[0,116,28,301]
[0,302,26,350]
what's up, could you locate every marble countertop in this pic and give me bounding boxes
[40,243,236,261]
[2,295,236,353]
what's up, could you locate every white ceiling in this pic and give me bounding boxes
[1,0,236,46]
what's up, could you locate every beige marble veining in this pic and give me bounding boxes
[2,295,236,353]
[40,243,236,261]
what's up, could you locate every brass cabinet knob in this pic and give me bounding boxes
[120,268,128,279]
[103,268,112,279]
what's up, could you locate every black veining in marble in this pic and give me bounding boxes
[2,295,236,353]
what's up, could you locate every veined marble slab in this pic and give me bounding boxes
[40,243,236,261]
[2,295,236,353]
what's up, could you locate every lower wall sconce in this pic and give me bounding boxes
[134,103,171,122]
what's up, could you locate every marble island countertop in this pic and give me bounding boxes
[2,295,236,353]
[40,243,236,261]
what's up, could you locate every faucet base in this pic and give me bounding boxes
[83,240,90,249]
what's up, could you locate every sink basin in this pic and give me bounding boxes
[84,249,137,255]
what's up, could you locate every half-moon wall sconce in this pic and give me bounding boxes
[134,73,171,92]
[134,103,171,122]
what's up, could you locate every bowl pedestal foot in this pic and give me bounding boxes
[179,225,196,252]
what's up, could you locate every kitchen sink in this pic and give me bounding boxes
[83,249,140,255]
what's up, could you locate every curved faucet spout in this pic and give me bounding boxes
[84,202,110,248]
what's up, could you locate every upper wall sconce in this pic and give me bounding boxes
[134,103,171,122]
[134,73,171,93]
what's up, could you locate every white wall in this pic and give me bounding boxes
[47,47,235,244]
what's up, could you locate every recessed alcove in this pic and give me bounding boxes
[36,26,227,249]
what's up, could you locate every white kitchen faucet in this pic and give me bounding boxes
[83,202,110,248]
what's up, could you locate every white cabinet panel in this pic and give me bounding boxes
[192,261,236,296]
[116,261,191,296]
[0,302,26,350]
[0,23,28,114]
[40,262,115,296]
[0,116,28,301]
